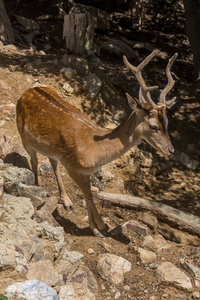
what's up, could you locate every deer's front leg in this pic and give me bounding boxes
[68,170,107,237]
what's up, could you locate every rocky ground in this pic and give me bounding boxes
[0,1,200,299]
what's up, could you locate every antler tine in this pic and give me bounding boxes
[123,50,160,109]
[159,53,178,104]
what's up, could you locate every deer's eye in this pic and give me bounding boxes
[149,124,158,131]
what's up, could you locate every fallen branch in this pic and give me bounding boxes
[95,192,200,237]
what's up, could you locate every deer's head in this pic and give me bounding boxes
[123,50,177,157]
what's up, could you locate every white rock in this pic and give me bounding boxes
[4,280,58,300]
[63,82,74,93]
[156,262,192,291]
[97,253,131,285]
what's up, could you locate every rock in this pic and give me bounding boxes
[60,67,76,79]
[63,82,74,94]
[156,262,192,291]
[132,42,154,52]
[192,291,200,299]
[56,250,83,279]
[142,234,171,252]
[0,237,28,276]
[0,164,47,199]
[88,248,95,255]
[139,212,158,229]
[86,73,102,99]
[0,103,16,117]
[34,196,58,222]
[4,280,58,300]
[134,247,157,264]
[122,220,149,235]
[97,253,131,284]
[61,55,89,76]
[0,120,5,127]
[81,264,98,294]
[36,222,66,259]
[140,152,153,167]
[100,40,137,60]
[172,150,199,170]
[0,164,35,189]
[27,260,60,286]
[0,79,10,89]
[180,259,200,288]
[0,175,3,198]
[110,219,149,236]
[0,134,13,159]
[14,15,40,31]
[2,193,34,223]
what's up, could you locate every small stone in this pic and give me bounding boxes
[0,103,16,117]
[0,79,10,89]
[124,285,130,291]
[60,67,76,79]
[192,291,200,299]
[0,120,5,127]
[115,291,121,299]
[87,248,95,254]
[63,82,74,93]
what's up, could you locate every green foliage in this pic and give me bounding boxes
[0,295,8,300]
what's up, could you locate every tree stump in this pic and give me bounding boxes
[63,13,95,55]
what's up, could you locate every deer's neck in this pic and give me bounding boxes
[92,110,144,167]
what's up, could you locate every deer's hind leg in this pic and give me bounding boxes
[23,144,39,185]
[49,158,73,210]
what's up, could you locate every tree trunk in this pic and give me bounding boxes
[0,0,14,43]
[63,13,94,55]
[95,191,200,237]
[183,0,200,82]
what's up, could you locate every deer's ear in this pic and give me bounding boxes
[126,93,137,110]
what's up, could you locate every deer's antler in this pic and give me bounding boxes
[123,50,162,109]
[159,53,178,107]
[123,51,178,109]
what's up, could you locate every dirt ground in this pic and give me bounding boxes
[1,1,200,299]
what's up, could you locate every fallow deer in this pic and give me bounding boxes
[16,50,177,237]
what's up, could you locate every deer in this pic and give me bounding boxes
[16,50,177,237]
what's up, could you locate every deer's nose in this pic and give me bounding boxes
[168,145,174,156]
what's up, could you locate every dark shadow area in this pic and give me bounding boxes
[4,152,30,169]
[53,207,130,244]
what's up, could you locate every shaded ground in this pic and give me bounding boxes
[1,0,200,299]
